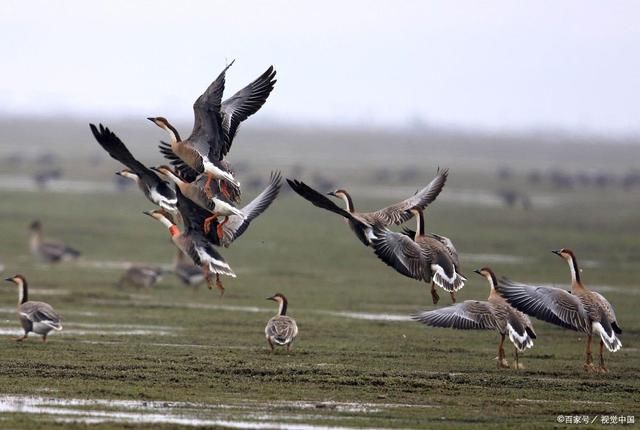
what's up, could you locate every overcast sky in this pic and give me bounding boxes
[1,0,639,135]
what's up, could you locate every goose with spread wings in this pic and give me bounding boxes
[413,267,536,369]
[89,123,177,212]
[148,62,277,202]
[371,207,465,304]
[496,249,621,373]
[286,168,448,247]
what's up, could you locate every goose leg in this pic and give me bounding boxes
[598,339,608,373]
[497,334,509,368]
[12,333,28,342]
[204,173,215,199]
[430,282,440,305]
[220,180,232,200]
[42,334,47,343]
[287,343,292,353]
[216,216,229,241]
[583,335,596,372]
[267,338,275,352]
[203,213,219,235]
[450,291,456,303]
[215,274,225,296]
[513,347,520,370]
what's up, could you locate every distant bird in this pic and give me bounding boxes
[497,249,622,373]
[152,165,245,239]
[287,168,448,247]
[371,207,465,304]
[148,62,277,201]
[29,220,81,263]
[413,267,535,369]
[116,265,165,289]
[265,293,298,352]
[4,275,62,342]
[173,249,206,287]
[89,123,177,212]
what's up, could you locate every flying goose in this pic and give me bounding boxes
[29,221,81,263]
[151,165,245,239]
[496,249,621,373]
[371,207,465,304]
[148,62,277,201]
[286,168,448,247]
[265,293,298,352]
[413,267,535,369]
[89,123,177,212]
[4,275,62,342]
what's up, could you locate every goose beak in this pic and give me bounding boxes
[552,250,562,256]
[146,117,155,123]
[266,296,276,301]
[473,269,482,275]
[327,191,336,197]
[143,211,154,218]
[115,171,123,176]
[4,277,15,284]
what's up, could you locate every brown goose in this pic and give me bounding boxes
[148,62,277,201]
[286,168,448,247]
[4,275,62,342]
[497,249,622,373]
[371,207,465,304]
[29,221,81,263]
[412,267,535,369]
[265,293,298,352]
[116,265,165,289]
[151,165,245,238]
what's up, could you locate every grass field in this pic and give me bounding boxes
[0,121,638,429]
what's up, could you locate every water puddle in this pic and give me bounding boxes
[0,395,428,429]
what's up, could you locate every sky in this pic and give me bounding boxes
[1,0,639,135]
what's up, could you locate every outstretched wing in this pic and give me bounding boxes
[90,123,162,187]
[221,171,282,246]
[497,278,590,332]
[189,61,234,161]
[370,227,429,280]
[412,301,498,330]
[158,141,200,182]
[366,168,448,225]
[287,179,364,224]
[221,65,277,154]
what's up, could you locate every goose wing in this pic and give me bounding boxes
[370,228,430,280]
[158,141,200,182]
[221,66,277,153]
[412,301,498,330]
[592,291,622,334]
[496,278,590,332]
[20,302,62,329]
[175,187,221,245]
[220,171,282,246]
[90,124,164,188]
[266,316,298,344]
[366,168,448,225]
[189,61,234,161]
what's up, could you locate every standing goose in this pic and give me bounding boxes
[265,293,298,352]
[371,207,465,304]
[89,123,177,212]
[4,275,62,342]
[29,221,81,263]
[412,267,535,369]
[173,249,206,287]
[151,165,245,238]
[286,168,448,247]
[144,191,235,294]
[116,265,165,289]
[148,62,277,200]
[496,249,621,373]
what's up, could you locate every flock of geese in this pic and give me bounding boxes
[4,62,623,368]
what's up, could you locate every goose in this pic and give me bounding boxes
[4,275,62,342]
[151,165,245,239]
[116,265,165,289]
[90,123,177,212]
[413,267,536,369]
[371,207,465,304]
[144,194,235,295]
[29,221,81,263]
[173,249,206,287]
[496,249,622,373]
[265,293,298,352]
[286,168,448,247]
[148,62,277,201]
